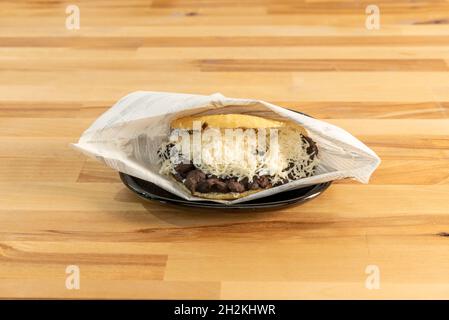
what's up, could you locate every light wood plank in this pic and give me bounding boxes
[1,0,449,300]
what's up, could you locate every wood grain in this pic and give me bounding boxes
[1,0,449,299]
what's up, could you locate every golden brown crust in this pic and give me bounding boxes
[174,178,263,200]
[192,188,262,200]
[171,113,308,136]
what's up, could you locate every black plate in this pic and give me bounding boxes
[120,172,331,210]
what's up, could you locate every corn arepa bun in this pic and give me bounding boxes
[165,114,316,200]
[171,113,308,136]
[192,189,261,200]
[176,180,262,200]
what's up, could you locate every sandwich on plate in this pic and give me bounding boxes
[157,113,319,200]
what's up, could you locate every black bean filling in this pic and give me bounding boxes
[160,135,318,194]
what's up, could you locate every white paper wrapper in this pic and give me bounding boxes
[72,91,380,204]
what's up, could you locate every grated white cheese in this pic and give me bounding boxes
[158,126,319,184]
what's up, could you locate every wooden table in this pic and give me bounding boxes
[1,0,449,299]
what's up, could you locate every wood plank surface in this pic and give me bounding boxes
[0,0,449,299]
